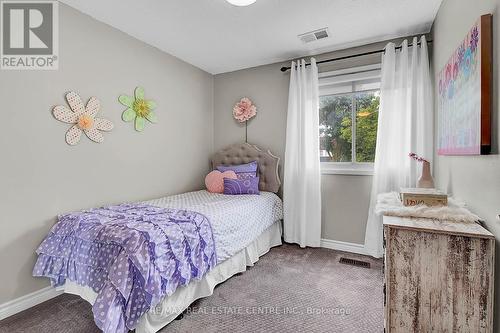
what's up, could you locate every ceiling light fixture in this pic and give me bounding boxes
[226,0,257,6]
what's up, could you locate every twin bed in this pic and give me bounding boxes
[33,143,283,333]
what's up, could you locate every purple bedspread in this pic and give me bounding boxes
[33,203,217,333]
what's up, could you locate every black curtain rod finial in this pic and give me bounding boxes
[280,66,288,72]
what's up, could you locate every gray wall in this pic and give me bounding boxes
[0,4,214,304]
[431,0,500,330]
[321,175,373,244]
[214,38,423,244]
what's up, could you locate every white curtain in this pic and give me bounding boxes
[364,36,433,257]
[283,58,322,248]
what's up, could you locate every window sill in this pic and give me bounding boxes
[321,164,374,176]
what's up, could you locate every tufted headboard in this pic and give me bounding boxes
[211,143,281,193]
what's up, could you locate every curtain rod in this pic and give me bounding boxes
[280,39,433,72]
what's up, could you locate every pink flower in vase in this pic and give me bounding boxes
[233,97,257,123]
[409,152,434,188]
[408,152,428,163]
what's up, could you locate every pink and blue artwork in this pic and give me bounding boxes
[437,15,492,155]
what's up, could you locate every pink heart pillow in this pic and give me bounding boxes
[205,170,237,193]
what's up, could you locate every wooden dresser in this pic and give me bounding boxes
[383,216,495,332]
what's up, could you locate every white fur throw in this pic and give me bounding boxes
[376,192,481,223]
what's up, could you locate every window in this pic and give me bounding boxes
[319,65,381,175]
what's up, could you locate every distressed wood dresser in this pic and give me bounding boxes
[383,216,495,332]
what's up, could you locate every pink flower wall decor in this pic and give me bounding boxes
[233,97,257,123]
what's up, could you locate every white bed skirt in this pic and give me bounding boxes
[62,221,282,333]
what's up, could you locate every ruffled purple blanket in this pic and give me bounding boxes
[33,203,217,333]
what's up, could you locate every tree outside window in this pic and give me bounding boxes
[319,91,379,163]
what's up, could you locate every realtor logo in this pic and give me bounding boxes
[1,1,58,70]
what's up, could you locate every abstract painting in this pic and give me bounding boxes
[437,14,492,155]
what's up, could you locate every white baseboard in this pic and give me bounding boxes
[0,286,62,321]
[320,238,368,256]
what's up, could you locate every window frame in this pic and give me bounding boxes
[318,65,381,176]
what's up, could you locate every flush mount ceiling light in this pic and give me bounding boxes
[226,0,257,6]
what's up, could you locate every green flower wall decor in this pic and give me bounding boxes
[119,87,157,131]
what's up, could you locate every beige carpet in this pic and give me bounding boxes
[0,244,383,333]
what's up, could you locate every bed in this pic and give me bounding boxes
[33,143,283,333]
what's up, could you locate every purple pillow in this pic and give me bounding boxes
[224,177,260,195]
[217,161,257,180]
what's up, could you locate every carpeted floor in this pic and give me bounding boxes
[0,244,384,333]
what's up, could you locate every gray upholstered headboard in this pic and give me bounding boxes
[211,143,281,193]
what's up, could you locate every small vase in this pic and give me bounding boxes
[417,161,434,188]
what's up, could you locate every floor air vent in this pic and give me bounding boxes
[339,257,370,268]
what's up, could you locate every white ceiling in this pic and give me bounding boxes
[60,0,442,74]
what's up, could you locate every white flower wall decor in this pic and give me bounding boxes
[52,92,114,145]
